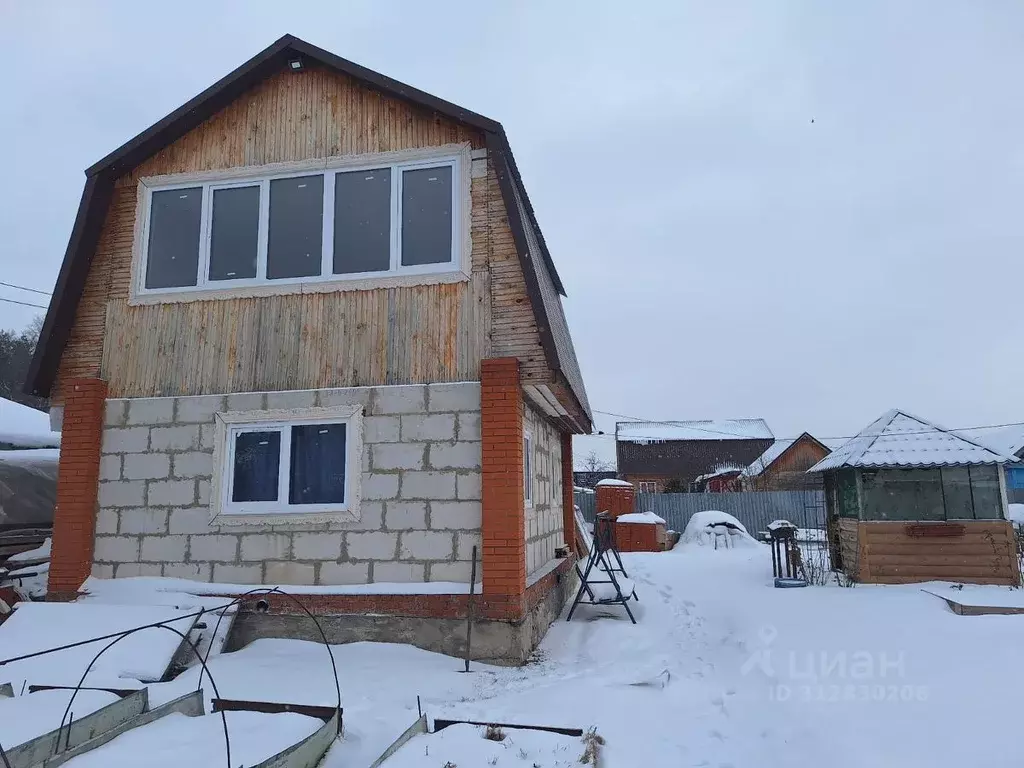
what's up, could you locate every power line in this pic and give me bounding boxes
[0,280,51,297]
[589,408,1024,444]
[0,296,47,310]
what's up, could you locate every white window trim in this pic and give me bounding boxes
[130,143,474,305]
[524,430,534,508]
[210,404,363,526]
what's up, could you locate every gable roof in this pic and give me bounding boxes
[741,432,830,478]
[25,35,590,429]
[808,410,1016,472]
[616,419,774,443]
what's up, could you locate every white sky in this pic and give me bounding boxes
[1,1,1022,454]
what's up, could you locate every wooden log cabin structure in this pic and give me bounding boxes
[25,35,591,662]
[810,410,1021,586]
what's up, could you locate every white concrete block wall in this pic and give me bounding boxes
[93,383,482,586]
[524,401,565,577]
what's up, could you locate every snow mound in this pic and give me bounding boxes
[680,511,759,549]
[618,511,666,525]
[1007,504,1024,525]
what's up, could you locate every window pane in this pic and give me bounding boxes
[861,469,944,521]
[145,188,202,289]
[837,469,859,519]
[401,166,452,266]
[209,186,260,281]
[334,168,391,274]
[941,467,974,520]
[970,465,1003,519]
[232,431,280,502]
[289,423,346,505]
[267,175,324,279]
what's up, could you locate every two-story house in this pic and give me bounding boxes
[25,36,591,662]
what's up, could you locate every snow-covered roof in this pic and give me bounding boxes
[956,424,1024,461]
[0,397,59,449]
[595,478,633,488]
[741,439,795,477]
[808,410,1017,472]
[694,465,746,483]
[616,419,773,443]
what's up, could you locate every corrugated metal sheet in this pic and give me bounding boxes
[574,489,826,536]
[811,410,1017,471]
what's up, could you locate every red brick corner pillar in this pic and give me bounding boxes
[561,432,576,554]
[48,378,108,599]
[480,358,526,617]
[595,481,636,519]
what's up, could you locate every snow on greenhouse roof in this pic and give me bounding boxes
[616,419,773,443]
[808,410,1017,472]
[0,397,59,449]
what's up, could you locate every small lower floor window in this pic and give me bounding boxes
[638,481,659,494]
[222,412,356,516]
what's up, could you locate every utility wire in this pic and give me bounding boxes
[0,296,47,310]
[589,408,1024,444]
[0,280,51,296]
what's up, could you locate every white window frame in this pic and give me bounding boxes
[131,144,472,303]
[524,430,534,507]
[638,481,658,494]
[211,404,363,526]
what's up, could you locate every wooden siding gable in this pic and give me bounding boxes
[26,35,591,432]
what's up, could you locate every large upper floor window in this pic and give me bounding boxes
[136,149,465,296]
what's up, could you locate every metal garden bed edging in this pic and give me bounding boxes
[6,687,148,768]
[39,690,204,768]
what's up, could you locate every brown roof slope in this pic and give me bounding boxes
[25,34,591,428]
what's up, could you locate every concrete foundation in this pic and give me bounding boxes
[225,566,577,665]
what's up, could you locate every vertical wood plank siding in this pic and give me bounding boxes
[52,65,548,401]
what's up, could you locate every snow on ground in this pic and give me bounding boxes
[681,510,759,548]
[0,689,119,748]
[919,581,1024,609]
[129,544,1024,767]
[61,710,321,768]
[0,603,198,691]
[382,723,584,767]
[8,547,1024,766]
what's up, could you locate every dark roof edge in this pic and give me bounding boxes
[24,175,113,397]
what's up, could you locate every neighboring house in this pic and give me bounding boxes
[0,397,60,526]
[957,424,1024,504]
[616,419,774,492]
[809,409,1020,586]
[572,471,617,489]
[24,36,592,662]
[740,432,831,491]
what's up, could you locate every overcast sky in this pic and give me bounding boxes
[1,1,1022,458]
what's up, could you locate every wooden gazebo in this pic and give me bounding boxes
[809,410,1020,585]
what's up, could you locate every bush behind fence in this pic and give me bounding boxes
[575,490,826,536]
